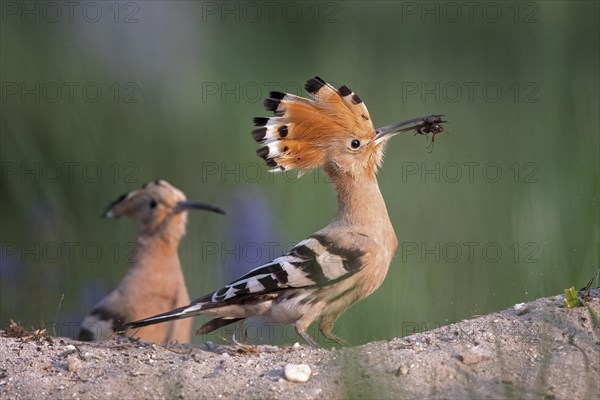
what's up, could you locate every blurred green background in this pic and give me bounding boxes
[1,1,598,346]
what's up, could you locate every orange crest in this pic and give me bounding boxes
[252,77,376,176]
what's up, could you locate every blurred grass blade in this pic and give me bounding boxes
[563,287,581,308]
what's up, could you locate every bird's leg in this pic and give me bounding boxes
[295,323,319,348]
[319,314,349,347]
[238,320,247,344]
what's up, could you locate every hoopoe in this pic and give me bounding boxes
[78,179,225,344]
[126,77,445,347]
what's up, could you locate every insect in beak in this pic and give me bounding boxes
[374,114,447,148]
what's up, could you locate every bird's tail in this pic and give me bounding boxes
[124,301,206,329]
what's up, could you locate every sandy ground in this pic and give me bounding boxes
[1,289,599,400]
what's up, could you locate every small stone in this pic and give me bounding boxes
[514,303,529,315]
[62,345,77,356]
[67,356,82,372]
[395,366,409,376]
[284,363,312,383]
[459,348,491,365]
[204,341,216,351]
[292,342,301,349]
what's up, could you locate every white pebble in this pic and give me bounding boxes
[513,303,529,315]
[284,363,312,383]
[63,345,77,356]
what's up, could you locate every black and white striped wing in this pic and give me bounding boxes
[125,232,374,329]
[205,232,371,304]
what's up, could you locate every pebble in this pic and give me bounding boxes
[204,341,217,351]
[62,345,77,356]
[514,303,529,315]
[395,366,409,376]
[458,348,491,365]
[67,356,82,372]
[284,364,312,383]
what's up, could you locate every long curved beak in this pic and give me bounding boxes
[174,200,226,215]
[374,114,445,144]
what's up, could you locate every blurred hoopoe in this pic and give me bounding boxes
[78,179,225,344]
[126,77,445,347]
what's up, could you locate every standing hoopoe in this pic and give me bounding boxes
[126,77,445,347]
[78,179,225,344]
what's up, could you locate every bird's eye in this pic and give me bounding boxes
[350,139,361,149]
[149,199,158,209]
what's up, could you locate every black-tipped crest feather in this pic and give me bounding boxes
[264,98,281,113]
[253,117,269,127]
[269,91,286,100]
[305,77,326,94]
[251,127,267,142]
